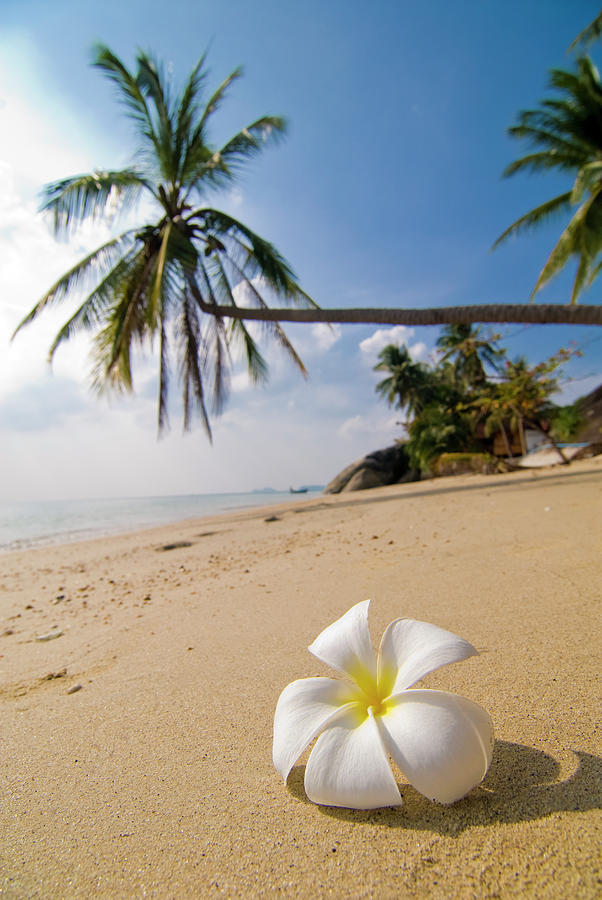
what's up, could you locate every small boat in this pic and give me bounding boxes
[289,486,308,494]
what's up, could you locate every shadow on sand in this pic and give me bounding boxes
[286,741,602,834]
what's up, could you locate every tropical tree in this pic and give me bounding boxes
[436,323,503,387]
[11,49,602,441]
[548,401,585,441]
[493,57,602,304]
[373,344,430,419]
[405,404,476,472]
[472,349,576,460]
[13,44,317,436]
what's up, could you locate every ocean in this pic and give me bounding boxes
[0,489,323,553]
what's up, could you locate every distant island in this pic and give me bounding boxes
[251,485,324,494]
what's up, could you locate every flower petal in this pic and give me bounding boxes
[273,677,361,782]
[378,689,494,804]
[308,599,377,690]
[378,618,477,694]
[304,707,402,809]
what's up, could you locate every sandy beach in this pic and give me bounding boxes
[1,459,600,898]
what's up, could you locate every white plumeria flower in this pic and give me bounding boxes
[273,600,494,809]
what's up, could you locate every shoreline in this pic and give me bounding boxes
[2,458,596,558]
[1,458,600,898]
[0,489,325,554]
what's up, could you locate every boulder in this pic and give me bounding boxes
[324,444,413,493]
[344,468,389,492]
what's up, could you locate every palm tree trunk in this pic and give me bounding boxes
[500,422,513,458]
[518,417,527,456]
[192,301,602,327]
[526,417,571,465]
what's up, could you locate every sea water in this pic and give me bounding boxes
[0,490,323,553]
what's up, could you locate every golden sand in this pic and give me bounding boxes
[1,459,600,898]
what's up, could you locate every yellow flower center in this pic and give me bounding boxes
[348,663,394,721]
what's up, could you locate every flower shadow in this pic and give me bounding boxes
[286,741,602,834]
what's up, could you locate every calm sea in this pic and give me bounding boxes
[0,490,323,553]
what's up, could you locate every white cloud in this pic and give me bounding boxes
[337,411,404,441]
[359,325,415,356]
[0,41,406,503]
[310,323,342,352]
[410,341,428,361]
[358,326,430,368]
[0,37,107,192]
[230,371,252,393]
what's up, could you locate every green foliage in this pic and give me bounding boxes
[374,326,584,473]
[494,57,602,304]
[569,12,602,52]
[13,45,315,436]
[548,402,585,441]
[435,324,503,387]
[433,453,499,477]
[406,404,477,472]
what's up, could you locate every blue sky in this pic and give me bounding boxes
[1,0,601,500]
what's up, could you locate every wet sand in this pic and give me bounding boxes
[1,459,600,898]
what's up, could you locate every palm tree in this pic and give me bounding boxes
[406,404,475,473]
[374,344,431,420]
[12,47,602,438]
[474,350,573,460]
[436,324,503,387]
[493,57,602,304]
[13,45,316,436]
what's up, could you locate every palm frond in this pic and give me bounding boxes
[183,114,286,194]
[197,67,243,136]
[103,247,158,380]
[175,67,245,192]
[12,231,138,337]
[492,193,572,248]
[201,253,269,385]
[179,291,211,437]
[503,147,587,177]
[231,319,269,384]
[216,115,287,173]
[221,254,308,376]
[531,194,596,300]
[41,170,149,235]
[196,258,231,413]
[194,208,316,304]
[148,222,173,329]
[136,52,176,182]
[47,245,141,360]
[158,320,170,433]
[570,161,602,203]
[569,12,602,51]
[92,44,156,144]
[174,54,208,181]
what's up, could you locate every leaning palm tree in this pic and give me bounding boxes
[13,44,316,435]
[12,47,602,435]
[493,57,602,305]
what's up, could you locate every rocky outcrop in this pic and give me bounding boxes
[324,445,416,493]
